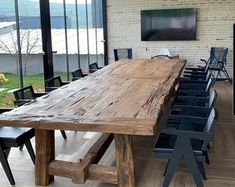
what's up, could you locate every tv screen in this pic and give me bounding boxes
[141,8,197,41]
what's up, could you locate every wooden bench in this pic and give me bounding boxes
[49,133,115,184]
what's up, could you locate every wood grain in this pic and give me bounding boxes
[0,59,186,136]
[72,133,113,183]
[0,83,235,187]
[49,161,118,184]
[115,134,135,187]
[35,129,55,186]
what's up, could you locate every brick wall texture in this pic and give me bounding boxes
[107,0,235,76]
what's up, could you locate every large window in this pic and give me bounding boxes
[0,0,106,107]
[0,0,44,107]
[50,0,105,81]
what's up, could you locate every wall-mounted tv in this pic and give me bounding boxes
[141,8,197,41]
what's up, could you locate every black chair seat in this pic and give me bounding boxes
[153,133,204,155]
[0,127,34,148]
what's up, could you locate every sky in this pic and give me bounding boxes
[30,0,91,4]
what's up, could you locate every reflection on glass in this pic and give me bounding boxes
[17,0,44,92]
[0,0,105,107]
[50,0,105,80]
[0,0,44,107]
[0,0,20,106]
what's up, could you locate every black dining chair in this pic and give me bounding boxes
[45,76,69,92]
[153,108,216,187]
[170,89,217,119]
[71,68,88,81]
[0,108,35,185]
[180,70,212,84]
[113,48,133,61]
[13,85,46,107]
[172,89,217,108]
[176,76,214,97]
[89,62,103,73]
[13,86,67,140]
[151,48,179,60]
[201,47,232,83]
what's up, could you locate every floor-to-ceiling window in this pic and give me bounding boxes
[0,0,106,107]
[0,0,44,107]
[49,0,105,81]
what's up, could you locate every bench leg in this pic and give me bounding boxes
[0,146,15,185]
[35,129,55,186]
[114,134,135,187]
[25,140,36,164]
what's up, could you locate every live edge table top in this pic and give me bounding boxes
[0,59,186,136]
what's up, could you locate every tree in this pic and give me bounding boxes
[0,29,39,75]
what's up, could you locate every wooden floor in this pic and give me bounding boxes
[0,82,234,187]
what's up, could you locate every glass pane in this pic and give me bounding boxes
[0,0,20,107]
[18,0,44,91]
[50,0,105,81]
[50,0,68,81]
[91,0,104,67]
[79,0,90,72]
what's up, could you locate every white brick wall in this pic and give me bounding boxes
[107,0,235,76]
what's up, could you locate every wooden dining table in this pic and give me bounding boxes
[0,58,186,187]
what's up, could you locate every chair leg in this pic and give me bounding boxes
[19,145,24,151]
[5,148,11,159]
[163,159,170,176]
[163,153,182,187]
[25,141,35,164]
[0,146,15,185]
[205,151,210,165]
[60,130,67,140]
[197,161,207,180]
[207,143,210,150]
[223,68,232,84]
[184,145,204,187]
[214,70,220,82]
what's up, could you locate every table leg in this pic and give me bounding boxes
[114,134,135,187]
[35,129,55,186]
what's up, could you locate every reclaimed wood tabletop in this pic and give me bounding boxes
[0,58,186,187]
[0,59,186,136]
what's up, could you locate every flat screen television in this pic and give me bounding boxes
[141,8,197,41]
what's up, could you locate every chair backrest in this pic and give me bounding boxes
[45,76,63,87]
[159,48,172,57]
[89,62,99,70]
[204,61,210,72]
[72,68,84,78]
[209,47,228,66]
[201,108,216,150]
[208,89,217,108]
[206,76,214,92]
[114,48,133,61]
[151,48,175,60]
[13,86,35,100]
[151,55,172,60]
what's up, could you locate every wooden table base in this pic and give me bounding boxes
[114,134,135,187]
[35,129,55,186]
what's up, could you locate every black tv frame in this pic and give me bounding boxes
[141,8,197,41]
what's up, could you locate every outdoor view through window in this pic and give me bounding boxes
[0,0,104,107]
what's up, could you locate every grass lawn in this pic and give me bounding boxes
[0,72,68,107]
